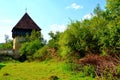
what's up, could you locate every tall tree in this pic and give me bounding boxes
[106,0,120,19]
[94,4,102,17]
[20,30,45,59]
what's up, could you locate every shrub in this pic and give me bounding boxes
[63,62,77,72]
[82,65,96,77]
[33,45,50,61]
[56,0,120,59]
[19,30,45,60]
[20,39,43,56]
[48,31,61,49]
[116,65,120,75]
[59,20,100,58]
[0,40,13,50]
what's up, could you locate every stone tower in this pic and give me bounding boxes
[12,13,41,53]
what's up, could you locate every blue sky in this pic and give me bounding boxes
[0,0,106,43]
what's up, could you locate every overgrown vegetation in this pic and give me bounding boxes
[0,39,13,50]
[19,30,46,60]
[18,0,120,60]
[0,0,120,80]
[19,0,120,79]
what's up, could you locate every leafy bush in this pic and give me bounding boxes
[20,39,44,59]
[33,45,50,61]
[57,0,120,59]
[116,65,120,75]
[0,40,13,50]
[59,10,120,58]
[19,30,45,60]
[63,62,77,72]
[59,20,98,58]
[48,31,61,49]
[82,65,96,77]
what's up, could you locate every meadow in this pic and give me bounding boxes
[0,60,94,80]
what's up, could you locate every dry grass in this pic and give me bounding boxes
[78,54,120,78]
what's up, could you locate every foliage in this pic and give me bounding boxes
[93,4,103,17]
[63,62,77,71]
[58,0,120,58]
[58,31,72,57]
[81,65,96,77]
[33,45,50,61]
[18,0,120,60]
[30,31,61,61]
[106,0,120,19]
[20,39,43,56]
[59,20,97,57]
[48,31,61,49]
[116,65,120,75]
[0,1,120,79]
[19,30,45,60]
[0,40,13,50]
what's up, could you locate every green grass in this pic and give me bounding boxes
[0,60,95,80]
[0,63,6,69]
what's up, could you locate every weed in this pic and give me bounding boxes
[82,65,96,77]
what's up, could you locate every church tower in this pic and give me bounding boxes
[12,13,41,53]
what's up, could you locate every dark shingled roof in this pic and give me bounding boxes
[12,13,41,32]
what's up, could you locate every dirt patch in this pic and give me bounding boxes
[3,73,10,76]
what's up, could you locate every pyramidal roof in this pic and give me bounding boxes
[12,13,41,32]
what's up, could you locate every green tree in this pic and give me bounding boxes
[94,4,103,17]
[59,21,89,57]
[33,31,61,61]
[19,30,45,59]
[0,40,13,50]
[0,35,13,50]
[48,31,61,49]
[106,0,120,19]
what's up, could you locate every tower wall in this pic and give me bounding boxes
[12,13,41,56]
[13,36,25,54]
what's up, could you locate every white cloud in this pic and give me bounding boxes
[66,3,83,10]
[82,13,93,20]
[41,24,66,42]
[50,24,66,33]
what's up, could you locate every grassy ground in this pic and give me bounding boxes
[0,60,94,80]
